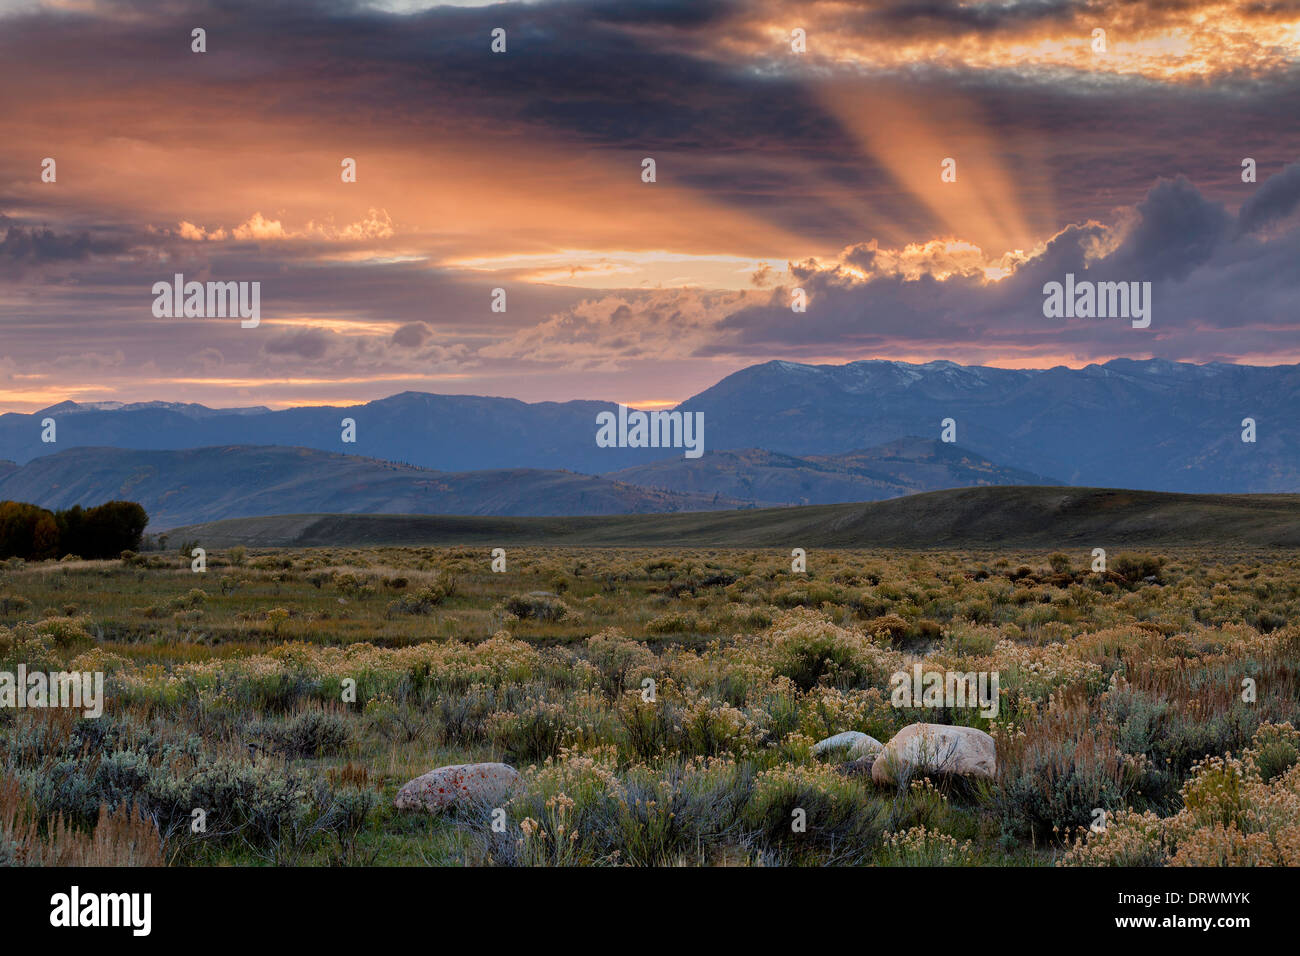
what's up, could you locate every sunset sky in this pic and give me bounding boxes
[2,0,1300,412]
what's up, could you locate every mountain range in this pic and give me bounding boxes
[1,358,1295,493]
[0,357,1295,527]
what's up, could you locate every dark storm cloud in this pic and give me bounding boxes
[1238,161,1300,236]
[0,214,128,271]
[1105,177,1231,281]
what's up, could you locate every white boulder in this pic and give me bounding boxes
[394,762,520,812]
[811,731,884,759]
[871,723,996,785]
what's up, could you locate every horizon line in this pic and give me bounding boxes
[2,354,1298,416]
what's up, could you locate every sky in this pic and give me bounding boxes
[2,0,1300,412]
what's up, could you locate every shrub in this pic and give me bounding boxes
[764,610,898,691]
[1112,553,1164,586]
[487,697,572,762]
[742,763,886,861]
[386,581,452,616]
[646,611,699,634]
[878,825,977,866]
[585,629,654,695]
[503,592,570,622]
[0,594,32,615]
[996,709,1134,842]
[252,708,352,759]
[616,694,673,760]
[1062,723,1300,867]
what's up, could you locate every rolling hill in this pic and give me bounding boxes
[0,439,1056,527]
[606,438,1057,505]
[162,486,1300,550]
[0,446,740,527]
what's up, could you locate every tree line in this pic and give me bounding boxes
[0,500,148,560]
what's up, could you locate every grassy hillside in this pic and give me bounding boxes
[0,445,740,527]
[603,439,1059,507]
[163,485,1300,549]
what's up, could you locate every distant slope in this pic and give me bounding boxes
[163,487,1300,549]
[0,440,1058,527]
[0,446,741,527]
[605,438,1058,506]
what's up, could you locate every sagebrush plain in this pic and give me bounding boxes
[2,543,1298,866]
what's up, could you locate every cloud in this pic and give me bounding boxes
[391,321,431,348]
[1104,176,1230,281]
[480,288,766,369]
[1238,160,1300,236]
[488,165,1300,366]
[0,214,126,271]
[3,0,1300,411]
[263,330,332,360]
[175,210,394,243]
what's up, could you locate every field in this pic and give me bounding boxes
[2,541,1299,866]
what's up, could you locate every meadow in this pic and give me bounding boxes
[1,543,1298,866]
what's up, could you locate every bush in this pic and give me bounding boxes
[996,710,1134,842]
[386,583,451,616]
[585,629,654,694]
[0,594,32,615]
[503,592,570,622]
[765,610,897,691]
[252,708,352,759]
[742,763,886,861]
[1048,553,1072,574]
[1112,553,1165,586]
[487,697,572,762]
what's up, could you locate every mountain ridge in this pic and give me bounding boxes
[2,357,1297,493]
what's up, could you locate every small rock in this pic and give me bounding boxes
[871,723,996,786]
[394,762,519,812]
[811,731,869,757]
